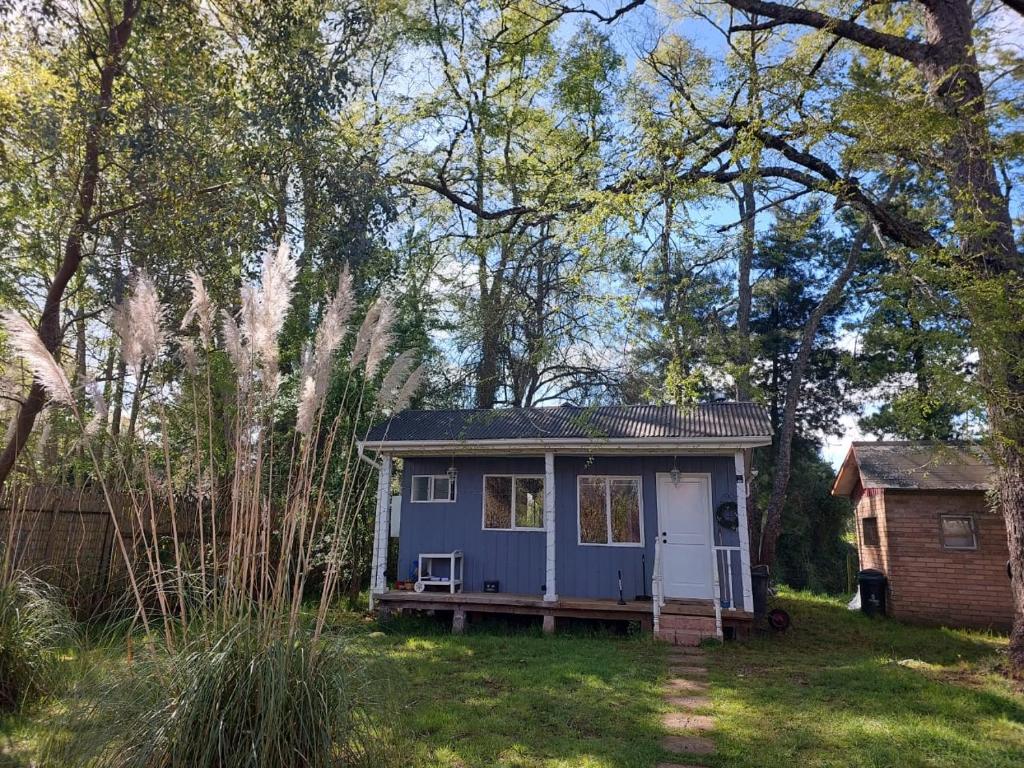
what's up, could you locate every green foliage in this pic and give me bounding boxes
[851,254,984,440]
[0,571,76,712]
[759,440,855,595]
[751,206,851,436]
[46,622,402,768]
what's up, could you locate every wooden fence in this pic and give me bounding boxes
[1,485,209,615]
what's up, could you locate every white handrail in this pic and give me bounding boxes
[714,545,742,613]
[652,536,663,631]
[710,543,723,639]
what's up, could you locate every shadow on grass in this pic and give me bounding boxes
[703,592,1024,768]
[367,613,668,768]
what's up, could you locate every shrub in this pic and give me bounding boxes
[0,571,75,711]
[48,620,401,768]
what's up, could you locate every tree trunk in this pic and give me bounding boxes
[735,180,755,401]
[0,1,140,492]
[709,0,1024,673]
[758,224,871,566]
[918,0,1024,677]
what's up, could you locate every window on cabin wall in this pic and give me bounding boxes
[483,475,545,530]
[578,476,643,545]
[411,475,456,502]
[861,516,880,547]
[940,514,977,550]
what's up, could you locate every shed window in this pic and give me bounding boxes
[577,476,643,546]
[411,475,456,503]
[861,516,880,547]
[483,475,545,530]
[940,515,977,550]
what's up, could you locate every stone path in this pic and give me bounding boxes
[658,645,716,767]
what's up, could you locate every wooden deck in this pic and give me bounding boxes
[375,590,753,635]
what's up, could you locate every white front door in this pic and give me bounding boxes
[656,473,713,599]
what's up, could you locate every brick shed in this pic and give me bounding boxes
[832,441,1013,630]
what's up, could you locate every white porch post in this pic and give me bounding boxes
[369,454,393,610]
[734,449,754,612]
[544,451,557,602]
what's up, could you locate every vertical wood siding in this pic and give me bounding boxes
[396,454,743,608]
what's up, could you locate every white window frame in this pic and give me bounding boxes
[576,475,645,547]
[410,474,456,503]
[481,474,546,531]
[940,514,977,551]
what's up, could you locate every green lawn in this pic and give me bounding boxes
[2,594,1023,767]
[704,592,1024,768]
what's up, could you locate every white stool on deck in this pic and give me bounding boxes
[415,551,464,594]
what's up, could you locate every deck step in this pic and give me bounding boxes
[657,613,717,646]
[661,600,716,617]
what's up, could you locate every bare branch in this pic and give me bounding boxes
[721,0,928,63]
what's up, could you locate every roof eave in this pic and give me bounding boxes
[830,445,861,497]
[358,435,772,457]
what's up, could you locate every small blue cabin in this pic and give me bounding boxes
[359,403,772,643]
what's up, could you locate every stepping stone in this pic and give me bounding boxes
[669,665,708,677]
[666,678,708,694]
[668,645,706,656]
[662,712,715,731]
[668,654,707,666]
[666,695,710,710]
[662,735,715,755]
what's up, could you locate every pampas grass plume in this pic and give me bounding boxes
[1,310,74,406]
[181,271,215,348]
[364,299,395,379]
[391,362,425,413]
[116,271,165,374]
[376,349,417,412]
[349,300,381,368]
[84,375,109,436]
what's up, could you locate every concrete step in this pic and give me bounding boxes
[659,614,716,632]
[657,629,701,646]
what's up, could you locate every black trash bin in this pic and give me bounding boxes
[751,564,770,618]
[857,569,887,617]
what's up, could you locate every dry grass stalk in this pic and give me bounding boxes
[6,252,426,651]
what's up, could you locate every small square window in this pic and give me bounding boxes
[411,475,456,503]
[862,516,880,547]
[941,515,977,550]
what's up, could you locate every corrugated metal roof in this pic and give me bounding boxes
[365,402,772,444]
[832,441,994,495]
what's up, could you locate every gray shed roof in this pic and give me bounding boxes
[363,402,771,454]
[832,441,994,496]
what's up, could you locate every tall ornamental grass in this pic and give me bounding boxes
[0,567,75,712]
[45,621,401,768]
[3,242,420,766]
